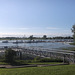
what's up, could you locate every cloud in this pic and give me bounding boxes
[0,27,72,37]
[16,28,30,30]
[0,27,41,30]
[0,27,30,30]
[0,32,72,37]
[8,28,30,30]
[46,27,60,30]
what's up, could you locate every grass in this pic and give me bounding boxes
[0,65,75,75]
[60,42,75,51]
[68,47,75,51]
[69,42,75,45]
[61,47,75,51]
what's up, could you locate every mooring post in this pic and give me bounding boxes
[19,51,22,60]
[63,54,66,63]
[67,54,70,64]
[73,53,75,64]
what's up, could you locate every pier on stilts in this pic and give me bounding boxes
[0,46,75,64]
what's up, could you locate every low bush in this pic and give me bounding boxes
[39,58,63,62]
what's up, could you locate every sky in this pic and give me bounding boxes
[0,0,75,37]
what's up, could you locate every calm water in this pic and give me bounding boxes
[0,40,75,50]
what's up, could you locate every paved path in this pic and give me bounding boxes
[0,63,69,68]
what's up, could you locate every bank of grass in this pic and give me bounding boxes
[68,47,75,51]
[62,47,75,51]
[0,65,75,75]
[69,42,75,45]
[61,42,75,51]
[59,42,75,51]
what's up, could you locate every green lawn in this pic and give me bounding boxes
[0,65,75,75]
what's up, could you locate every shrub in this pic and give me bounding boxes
[5,48,16,63]
[39,58,63,62]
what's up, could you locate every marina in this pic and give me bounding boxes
[0,46,75,63]
[0,39,74,49]
[0,39,75,63]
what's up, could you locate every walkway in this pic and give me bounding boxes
[0,63,69,68]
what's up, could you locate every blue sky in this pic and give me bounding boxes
[0,0,75,37]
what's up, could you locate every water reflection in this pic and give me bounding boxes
[0,40,75,50]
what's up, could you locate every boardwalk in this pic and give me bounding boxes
[14,46,75,64]
[0,46,75,64]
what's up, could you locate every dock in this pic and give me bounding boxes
[0,46,75,64]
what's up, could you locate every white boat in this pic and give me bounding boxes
[13,40,23,44]
[2,41,8,43]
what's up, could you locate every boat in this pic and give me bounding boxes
[13,40,23,44]
[2,41,8,43]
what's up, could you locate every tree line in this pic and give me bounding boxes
[0,36,73,40]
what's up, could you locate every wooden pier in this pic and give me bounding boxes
[0,46,75,64]
[13,46,75,64]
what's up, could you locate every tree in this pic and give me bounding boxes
[5,48,16,63]
[29,35,33,40]
[43,35,47,39]
[72,24,75,43]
